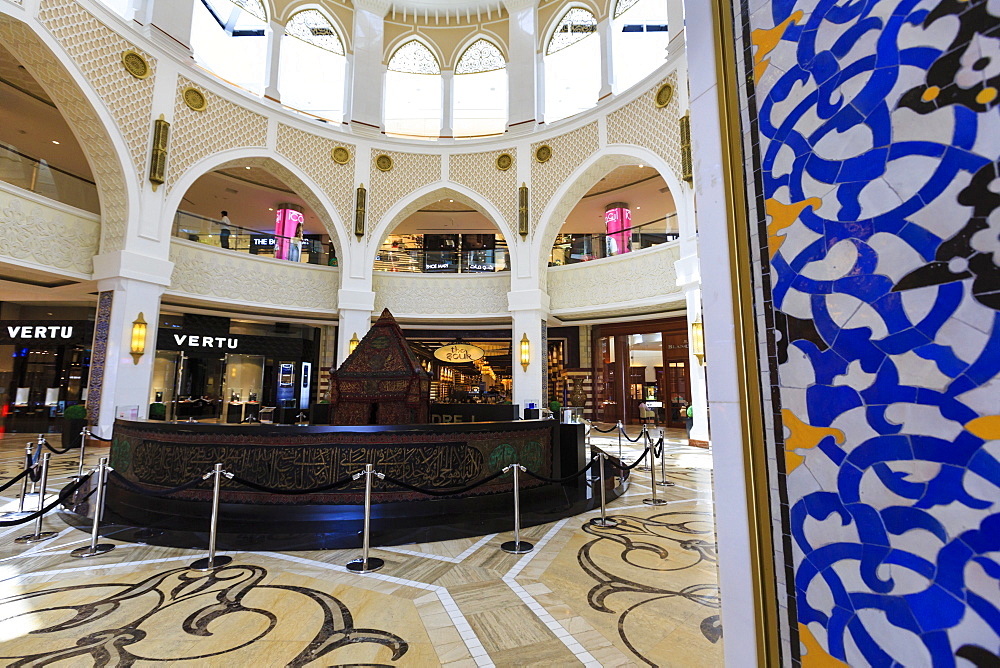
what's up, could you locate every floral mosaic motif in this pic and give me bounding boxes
[578,511,720,665]
[0,564,408,666]
[387,40,440,75]
[755,0,1000,662]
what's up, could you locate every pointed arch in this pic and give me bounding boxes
[531,147,690,286]
[456,38,506,74]
[162,149,350,263]
[387,39,441,74]
[285,8,344,54]
[545,5,599,55]
[280,6,347,119]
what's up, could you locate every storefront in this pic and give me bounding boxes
[149,314,319,423]
[0,305,94,433]
[592,318,690,427]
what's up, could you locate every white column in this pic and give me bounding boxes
[264,20,283,102]
[140,0,195,57]
[441,68,455,138]
[336,289,376,364]
[350,0,390,133]
[597,17,615,99]
[503,0,540,132]
[686,0,760,659]
[535,51,546,124]
[667,0,686,58]
[509,289,549,412]
[342,53,355,125]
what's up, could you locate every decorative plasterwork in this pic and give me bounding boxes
[607,71,685,187]
[547,243,682,313]
[168,240,339,312]
[372,272,509,316]
[367,149,442,239]
[450,148,518,237]
[167,77,268,193]
[0,183,100,276]
[0,17,129,253]
[530,122,599,236]
[276,124,356,230]
[37,0,156,180]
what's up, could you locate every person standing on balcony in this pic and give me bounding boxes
[288,222,303,262]
[220,210,232,249]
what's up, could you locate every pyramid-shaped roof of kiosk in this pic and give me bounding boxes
[337,309,426,378]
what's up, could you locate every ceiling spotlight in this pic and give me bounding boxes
[639,164,644,168]
[268,207,274,211]
[51,140,60,145]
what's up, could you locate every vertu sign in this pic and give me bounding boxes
[170,334,239,350]
[1,321,93,344]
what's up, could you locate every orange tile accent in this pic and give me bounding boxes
[766,197,822,258]
[782,409,844,473]
[752,11,804,83]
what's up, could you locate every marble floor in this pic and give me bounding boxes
[0,425,721,667]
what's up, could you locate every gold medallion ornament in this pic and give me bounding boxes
[534,145,552,163]
[332,146,351,164]
[496,153,513,171]
[654,82,674,108]
[121,50,150,79]
[182,86,207,112]
[375,154,393,172]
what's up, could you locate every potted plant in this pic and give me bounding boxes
[62,404,88,449]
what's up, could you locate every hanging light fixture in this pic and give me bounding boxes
[519,333,530,371]
[690,321,705,366]
[349,332,360,354]
[130,313,147,365]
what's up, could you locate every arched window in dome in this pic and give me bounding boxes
[279,10,346,120]
[454,39,508,137]
[190,0,268,94]
[384,40,443,138]
[544,7,601,122]
[613,0,669,91]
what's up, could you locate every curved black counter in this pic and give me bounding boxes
[62,419,629,550]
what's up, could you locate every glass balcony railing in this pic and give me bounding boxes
[548,214,679,266]
[0,142,100,214]
[173,210,337,266]
[374,237,511,273]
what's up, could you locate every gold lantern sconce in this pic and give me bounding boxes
[690,320,705,366]
[518,183,528,239]
[149,116,169,191]
[355,184,366,238]
[130,313,147,365]
[349,332,360,354]
[519,333,530,371]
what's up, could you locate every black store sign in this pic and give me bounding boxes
[249,234,276,254]
[2,321,94,345]
[157,330,305,358]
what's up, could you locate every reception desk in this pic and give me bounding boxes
[72,418,625,550]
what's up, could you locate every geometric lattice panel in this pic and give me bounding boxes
[37,0,156,181]
[530,122,599,236]
[450,148,518,237]
[276,124,355,229]
[607,71,684,188]
[366,149,441,240]
[167,76,267,193]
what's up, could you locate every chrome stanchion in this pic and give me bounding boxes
[71,457,116,558]
[75,427,90,479]
[589,452,618,528]
[16,452,58,543]
[657,429,674,487]
[190,463,234,571]
[643,441,668,506]
[637,425,651,471]
[1,443,35,519]
[347,463,385,573]
[617,420,623,461]
[500,463,533,554]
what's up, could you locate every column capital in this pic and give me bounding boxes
[337,289,376,312]
[93,251,174,287]
[353,0,392,16]
[507,289,550,313]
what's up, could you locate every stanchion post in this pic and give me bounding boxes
[72,457,116,558]
[617,420,623,460]
[589,452,618,528]
[657,428,674,487]
[15,452,58,543]
[75,427,90,479]
[643,440,668,506]
[637,425,651,471]
[17,442,33,513]
[347,463,385,573]
[500,463,533,554]
[190,463,234,571]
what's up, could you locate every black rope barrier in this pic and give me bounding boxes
[620,446,652,471]
[227,474,355,495]
[0,467,32,495]
[521,456,599,484]
[653,437,664,458]
[27,461,42,483]
[87,433,113,442]
[43,442,75,455]
[620,426,646,443]
[589,423,619,433]
[108,471,208,498]
[380,469,507,497]
[0,475,91,527]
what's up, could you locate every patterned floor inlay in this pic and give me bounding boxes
[0,428,721,666]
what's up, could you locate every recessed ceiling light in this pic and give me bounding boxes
[268,208,274,211]
[638,164,644,168]
[245,166,251,170]
[51,140,60,145]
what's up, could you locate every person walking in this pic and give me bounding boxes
[219,210,232,249]
[684,401,694,439]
